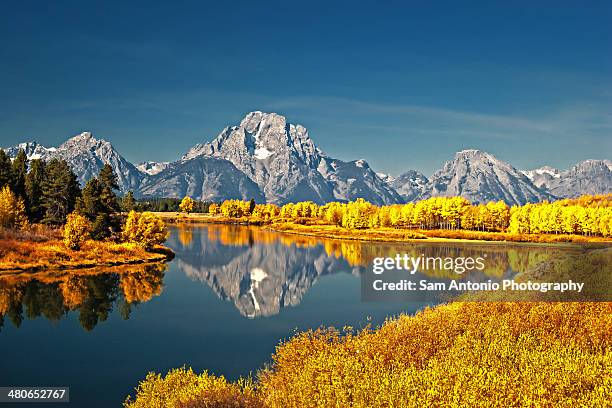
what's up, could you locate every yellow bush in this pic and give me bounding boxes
[121,211,168,250]
[179,196,196,214]
[62,211,91,250]
[0,186,28,230]
[258,302,611,408]
[124,367,261,408]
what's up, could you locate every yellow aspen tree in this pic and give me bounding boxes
[0,186,28,230]
[179,196,196,214]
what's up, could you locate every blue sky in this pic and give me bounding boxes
[0,0,610,176]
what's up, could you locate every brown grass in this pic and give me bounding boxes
[0,238,173,272]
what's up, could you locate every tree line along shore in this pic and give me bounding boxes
[163,194,612,244]
[0,149,170,272]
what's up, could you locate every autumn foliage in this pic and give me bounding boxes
[125,302,612,407]
[0,186,28,230]
[121,210,169,250]
[179,196,196,214]
[209,194,612,238]
[62,211,91,250]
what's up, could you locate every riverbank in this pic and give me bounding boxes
[0,238,174,273]
[155,212,612,245]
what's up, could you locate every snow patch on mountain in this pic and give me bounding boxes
[136,161,170,175]
[180,111,403,205]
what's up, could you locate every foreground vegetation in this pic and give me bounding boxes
[125,301,612,407]
[0,231,171,272]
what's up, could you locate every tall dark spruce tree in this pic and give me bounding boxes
[0,149,12,189]
[11,149,28,200]
[41,159,80,225]
[76,164,120,239]
[121,190,136,212]
[25,159,46,222]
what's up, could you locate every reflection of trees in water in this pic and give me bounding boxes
[177,227,194,247]
[186,225,563,279]
[0,263,166,332]
[173,225,571,318]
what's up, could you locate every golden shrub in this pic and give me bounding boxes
[0,186,28,230]
[258,302,612,408]
[62,211,91,250]
[121,211,168,250]
[124,367,261,408]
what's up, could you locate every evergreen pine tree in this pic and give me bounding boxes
[122,191,136,212]
[11,149,28,200]
[76,165,121,238]
[98,164,120,213]
[25,159,46,222]
[76,178,103,219]
[42,159,80,225]
[0,149,12,189]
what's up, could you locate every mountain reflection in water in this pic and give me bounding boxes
[170,225,569,318]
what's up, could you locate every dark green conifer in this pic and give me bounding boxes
[41,159,80,225]
[0,149,12,189]
[25,159,46,222]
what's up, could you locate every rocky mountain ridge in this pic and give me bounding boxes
[3,112,610,203]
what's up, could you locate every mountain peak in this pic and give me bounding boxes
[421,150,552,205]
[60,131,106,149]
[71,131,95,142]
[454,149,496,160]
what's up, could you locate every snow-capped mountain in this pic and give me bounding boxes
[419,149,553,205]
[179,111,403,205]
[389,170,429,202]
[136,161,170,176]
[3,132,142,193]
[523,160,611,198]
[3,141,57,160]
[3,114,608,204]
[520,166,561,188]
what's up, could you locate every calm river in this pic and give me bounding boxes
[0,225,569,407]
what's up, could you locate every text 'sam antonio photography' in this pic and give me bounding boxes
[0,1,611,407]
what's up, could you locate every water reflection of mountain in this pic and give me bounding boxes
[171,225,570,318]
[0,264,166,332]
[172,227,359,318]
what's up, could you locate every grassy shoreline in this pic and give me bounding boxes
[154,212,612,247]
[0,238,174,273]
